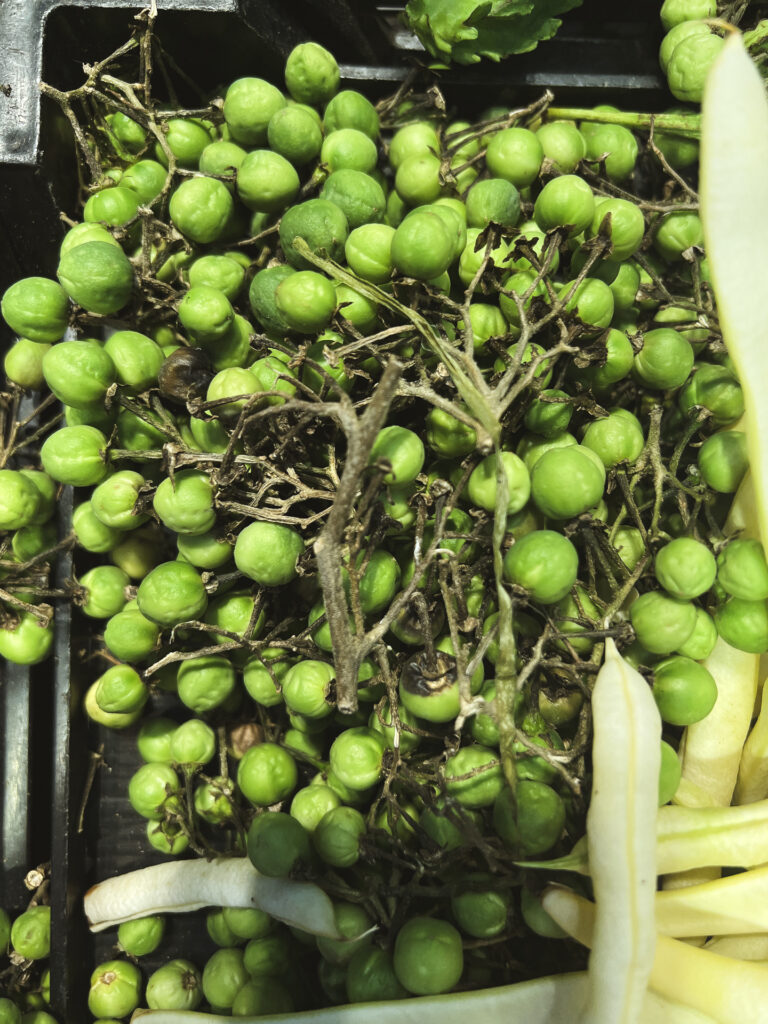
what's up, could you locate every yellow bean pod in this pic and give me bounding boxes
[578,639,661,1024]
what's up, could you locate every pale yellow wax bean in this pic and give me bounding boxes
[655,799,768,874]
[678,636,759,807]
[121,971,719,1024]
[656,863,768,937]
[671,776,720,810]
[665,637,759,890]
[519,798,768,878]
[701,32,768,558]
[736,676,768,804]
[578,638,660,1024]
[704,933,768,961]
[725,471,759,541]
[543,885,768,1024]
[84,858,341,937]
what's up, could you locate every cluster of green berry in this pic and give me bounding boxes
[0,10,756,1019]
[0,902,55,1024]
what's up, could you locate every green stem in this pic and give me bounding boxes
[545,107,702,138]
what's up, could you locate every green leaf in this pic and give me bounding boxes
[406,0,583,64]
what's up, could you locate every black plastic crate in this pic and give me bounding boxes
[0,1,672,1020]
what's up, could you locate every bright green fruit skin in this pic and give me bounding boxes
[57,241,134,315]
[655,536,717,600]
[279,198,349,270]
[346,946,407,1004]
[536,121,586,173]
[120,159,168,203]
[582,122,638,182]
[589,197,645,261]
[291,784,341,833]
[534,174,594,234]
[94,664,147,714]
[0,998,21,1024]
[269,105,323,165]
[560,277,614,328]
[653,210,703,261]
[224,77,285,146]
[0,614,53,666]
[445,744,503,808]
[4,338,51,389]
[630,590,697,654]
[84,186,140,228]
[136,561,208,627]
[153,470,215,535]
[11,906,50,960]
[2,276,70,343]
[485,127,543,188]
[234,520,305,586]
[493,780,566,854]
[393,917,463,996]
[451,880,509,938]
[91,471,147,530]
[0,470,42,530]
[145,959,202,1012]
[698,431,749,494]
[176,655,236,714]
[345,223,395,283]
[246,811,311,877]
[634,328,694,390]
[714,598,768,654]
[659,739,682,805]
[661,0,715,30]
[323,128,376,174]
[666,32,725,104]
[42,339,116,408]
[201,947,250,1009]
[530,446,606,520]
[581,408,644,468]
[128,762,180,820]
[60,220,120,256]
[118,915,165,957]
[717,539,768,601]
[369,426,425,485]
[679,362,744,427]
[503,529,578,604]
[238,742,298,805]
[237,149,300,213]
[324,90,379,139]
[467,451,530,514]
[104,608,159,662]
[425,406,477,458]
[652,655,718,726]
[274,271,336,333]
[169,177,234,244]
[243,648,290,707]
[524,389,572,439]
[155,118,213,168]
[285,42,340,105]
[41,426,109,486]
[73,501,123,553]
[465,177,520,230]
[676,607,717,661]
[313,802,366,868]
[320,169,386,229]
[88,960,142,1019]
[169,719,216,766]
[329,728,386,791]
[178,285,234,344]
[391,211,453,281]
[103,330,164,391]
